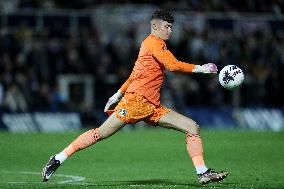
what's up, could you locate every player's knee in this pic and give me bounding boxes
[98,128,108,139]
[195,124,200,134]
[97,126,115,140]
[186,122,200,135]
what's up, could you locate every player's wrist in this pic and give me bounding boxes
[114,90,123,99]
[117,89,123,96]
[192,65,203,73]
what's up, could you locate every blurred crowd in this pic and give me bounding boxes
[0,3,284,125]
[0,0,283,14]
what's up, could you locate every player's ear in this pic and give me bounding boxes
[152,23,158,30]
[151,20,159,30]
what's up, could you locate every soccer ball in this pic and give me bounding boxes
[218,65,244,90]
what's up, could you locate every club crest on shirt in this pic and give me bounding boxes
[118,108,127,117]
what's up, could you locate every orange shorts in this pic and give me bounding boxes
[114,93,171,125]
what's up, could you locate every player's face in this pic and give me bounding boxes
[157,20,173,40]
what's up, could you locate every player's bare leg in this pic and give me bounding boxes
[42,113,125,182]
[158,110,228,184]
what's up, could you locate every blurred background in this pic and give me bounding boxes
[0,0,283,132]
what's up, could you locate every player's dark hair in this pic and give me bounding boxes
[151,9,174,23]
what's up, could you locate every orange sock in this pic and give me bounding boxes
[63,128,100,157]
[186,133,208,173]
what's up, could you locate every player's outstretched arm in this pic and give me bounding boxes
[151,42,217,74]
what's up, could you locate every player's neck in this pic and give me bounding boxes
[150,33,163,41]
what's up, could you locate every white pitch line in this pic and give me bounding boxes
[1,170,85,184]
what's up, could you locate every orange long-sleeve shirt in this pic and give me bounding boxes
[120,34,195,106]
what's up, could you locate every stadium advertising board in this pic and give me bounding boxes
[0,113,82,132]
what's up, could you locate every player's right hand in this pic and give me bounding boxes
[104,90,123,112]
[202,63,218,73]
[193,63,218,74]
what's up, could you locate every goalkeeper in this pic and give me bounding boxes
[42,9,228,185]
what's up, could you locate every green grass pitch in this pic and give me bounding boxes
[0,128,283,189]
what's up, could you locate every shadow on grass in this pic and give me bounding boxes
[84,179,203,188]
[84,179,284,189]
[115,179,199,186]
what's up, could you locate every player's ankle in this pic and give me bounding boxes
[196,165,208,174]
[55,151,68,164]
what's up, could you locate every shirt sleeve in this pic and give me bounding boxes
[119,70,134,94]
[151,41,195,73]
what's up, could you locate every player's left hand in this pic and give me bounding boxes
[104,90,123,112]
[193,63,218,74]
